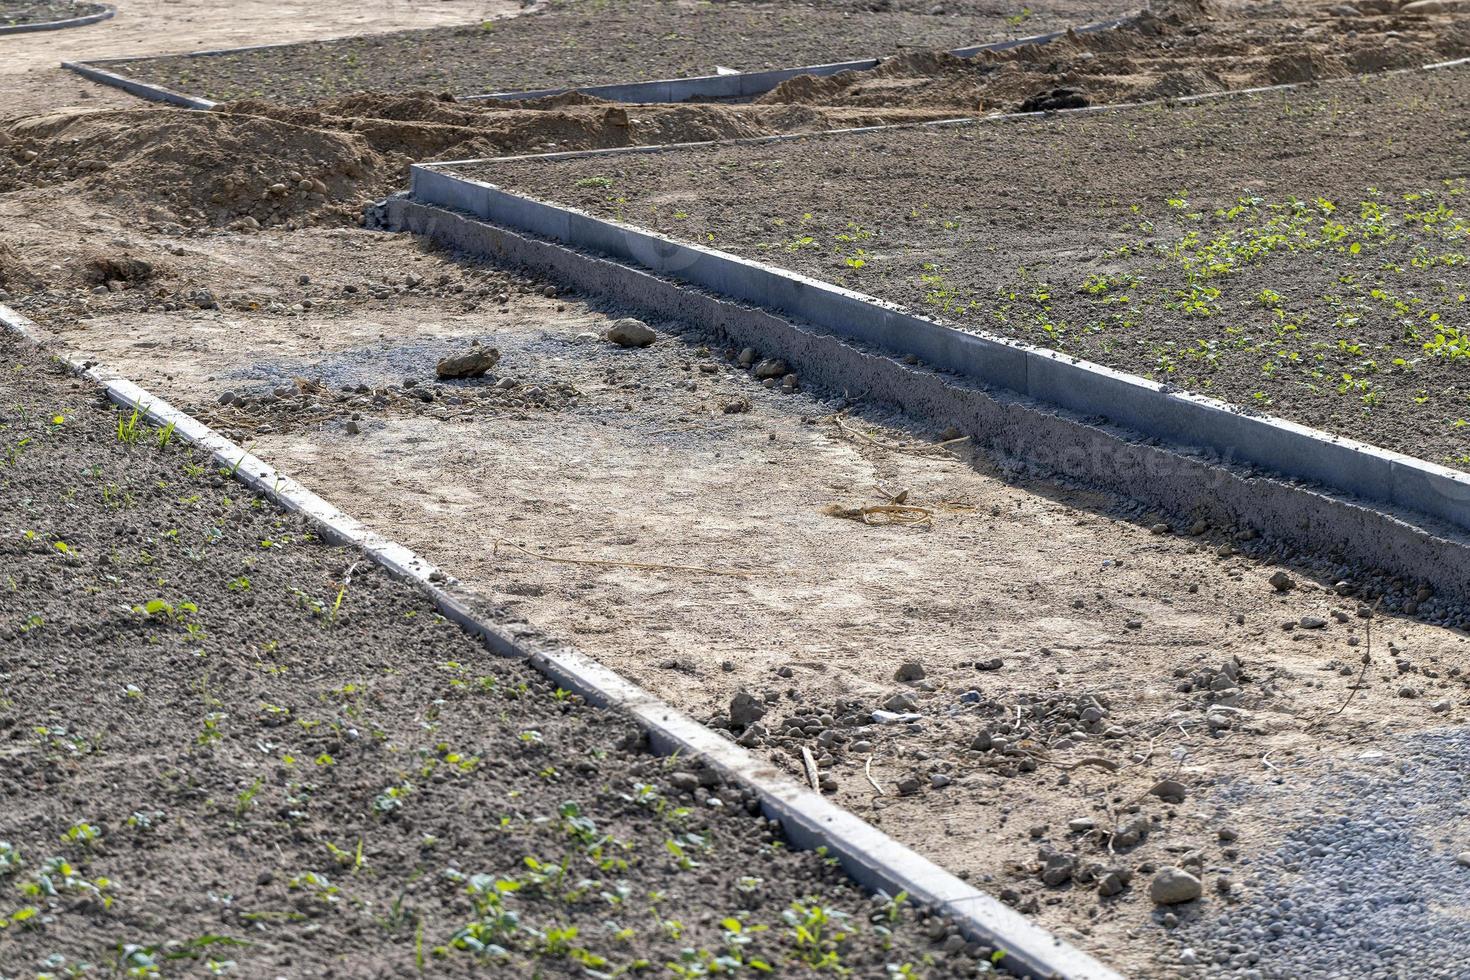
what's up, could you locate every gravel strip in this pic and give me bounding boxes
[1174,729,1470,979]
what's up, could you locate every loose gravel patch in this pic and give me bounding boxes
[112,0,1136,104]
[477,63,1470,471]
[1175,729,1470,979]
[0,325,1008,978]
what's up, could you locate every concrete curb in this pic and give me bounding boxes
[0,2,113,35]
[62,58,216,109]
[58,12,1137,109]
[404,57,1470,546]
[0,303,1123,980]
[375,195,1470,606]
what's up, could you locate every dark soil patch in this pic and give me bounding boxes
[754,0,1470,111]
[114,0,1137,104]
[471,65,1470,472]
[0,0,105,28]
[0,326,1009,977]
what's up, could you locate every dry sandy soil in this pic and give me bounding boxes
[5,0,1470,976]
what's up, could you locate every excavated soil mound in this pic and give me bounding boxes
[757,0,1470,110]
[0,99,958,231]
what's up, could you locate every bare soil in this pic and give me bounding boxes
[756,0,1470,111]
[479,62,1470,471]
[0,323,1008,979]
[113,0,1139,104]
[0,98,968,242]
[0,0,521,122]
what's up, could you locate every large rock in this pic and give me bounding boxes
[606,318,656,347]
[1149,867,1203,905]
[435,343,500,379]
[729,691,767,729]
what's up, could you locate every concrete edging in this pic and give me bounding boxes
[0,302,1123,980]
[404,53,1470,542]
[58,12,1137,109]
[0,2,113,35]
[375,193,1470,606]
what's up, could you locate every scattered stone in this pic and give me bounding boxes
[894,661,926,682]
[896,777,921,796]
[1068,817,1097,833]
[737,347,757,367]
[753,358,789,379]
[1040,851,1077,886]
[1269,570,1296,592]
[435,342,500,379]
[1149,779,1188,804]
[1457,852,1470,867]
[1300,615,1328,629]
[930,773,952,789]
[872,710,922,725]
[344,420,360,435]
[1149,867,1203,905]
[883,691,919,713]
[729,691,766,729]
[605,318,656,347]
[1113,815,1150,849]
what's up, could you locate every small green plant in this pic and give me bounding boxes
[116,404,144,445]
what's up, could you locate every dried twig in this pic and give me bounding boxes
[821,503,933,527]
[801,746,821,793]
[492,539,758,578]
[865,754,885,796]
[831,416,969,458]
[1308,597,1382,730]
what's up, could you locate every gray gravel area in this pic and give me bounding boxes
[1176,729,1470,979]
